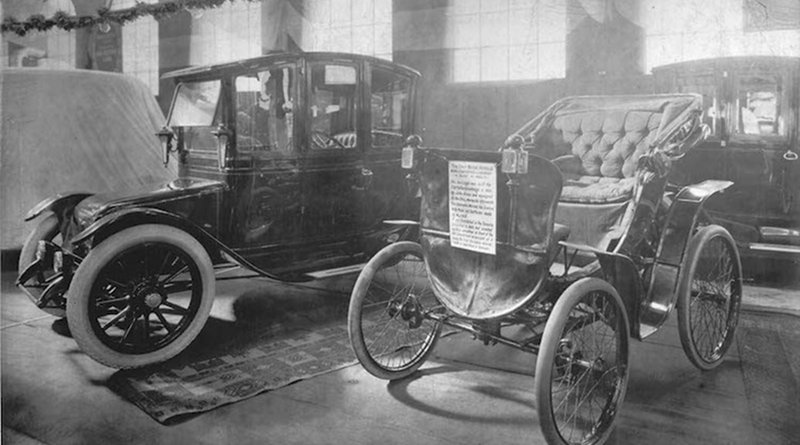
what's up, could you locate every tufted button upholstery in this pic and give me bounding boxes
[531,110,662,204]
[560,174,637,204]
[333,131,357,148]
[535,111,661,179]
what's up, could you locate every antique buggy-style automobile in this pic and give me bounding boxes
[347,94,742,445]
[17,52,421,368]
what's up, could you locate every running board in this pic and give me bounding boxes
[305,263,366,279]
[749,243,800,254]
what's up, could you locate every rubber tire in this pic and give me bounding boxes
[348,241,441,380]
[18,214,66,317]
[677,224,742,371]
[535,277,630,445]
[66,224,215,369]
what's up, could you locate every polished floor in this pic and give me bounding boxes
[2,269,799,445]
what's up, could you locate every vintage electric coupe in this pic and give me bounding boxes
[348,94,742,445]
[653,57,800,275]
[17,52,420,368]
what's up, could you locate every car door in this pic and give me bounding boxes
[724,67,798,221]
[361,63,418,234]
[300,60,365,247]
[229,64,305,268]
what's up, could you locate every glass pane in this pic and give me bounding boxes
[235,67,295,154]
[169,80,221,126]
[371,68,412,148]
[309,63,358,150]
[676,74,719,137]
[481,46,509,81]
[481,11,509,48]
[509,44,537,81]
[453,48,480,82]
[735,74,782,136]
[538,41,565,79]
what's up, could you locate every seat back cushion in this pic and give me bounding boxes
[533,110,662,179]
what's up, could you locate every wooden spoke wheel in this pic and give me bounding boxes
[66,225,214,369]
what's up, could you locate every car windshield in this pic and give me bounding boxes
[168,80,222,152]
[168,80,221,127]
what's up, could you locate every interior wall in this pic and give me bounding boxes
[392,1,652,150]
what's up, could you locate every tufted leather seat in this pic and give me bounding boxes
[534,110,661,204]
[333,131,357,148]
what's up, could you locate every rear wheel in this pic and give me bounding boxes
[66,225,215,369]
[677,225,742,371]
[348,241,442,380]
[18,214,66,316]
[535,277,630,445]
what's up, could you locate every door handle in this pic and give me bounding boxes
[353,168,373,191]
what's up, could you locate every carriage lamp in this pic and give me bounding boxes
[212,124,233,170]
[402,134,423,169]
[502,134,528,174]
[156,126,174,166]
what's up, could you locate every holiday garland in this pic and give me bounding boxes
[2,0,260,36]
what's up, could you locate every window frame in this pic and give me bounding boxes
[233,63,299,158]
[166,79,224,154]
[304,60,362,155]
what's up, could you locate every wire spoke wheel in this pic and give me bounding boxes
[67,225,214,369]
[348,241,442,380]
[678,225,742,371]
[536,278,629,445]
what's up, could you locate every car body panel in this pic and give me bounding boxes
[654,56,800,263]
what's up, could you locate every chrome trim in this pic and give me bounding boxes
[749,243,800,254]
[306,263,366,279]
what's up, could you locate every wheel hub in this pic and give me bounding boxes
[143,292,163,309]
[401,294,424,329]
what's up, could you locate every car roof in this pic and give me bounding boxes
[162,51,421,81]
[652,56,800,73]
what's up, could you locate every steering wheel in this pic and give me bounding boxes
[311,131,347,150]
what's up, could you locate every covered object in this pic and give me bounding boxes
[0,69,176,249]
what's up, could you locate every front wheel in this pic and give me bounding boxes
[66,225,215,369]
[535,277,630,445]
[677,225,742,371]
[348,241,442,380]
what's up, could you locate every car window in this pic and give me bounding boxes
[235,66,295,155]
[734,74,785,137]
[168,80,222,152]
[675,74,719,138]
[308,63,357,150]
[370,68,411,149]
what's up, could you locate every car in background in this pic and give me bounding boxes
[17,52,421,368]
[653,57,800,279]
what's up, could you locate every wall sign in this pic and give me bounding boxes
[448,161,497,255]
[89,24,123,72]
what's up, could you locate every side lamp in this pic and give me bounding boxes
[156,126,175,166]
[501,134,528,174]
[402,134,423,169]
[211,124,233,170]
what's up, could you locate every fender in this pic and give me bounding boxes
[639,179,734,338]
[24,192,94,221]
[71,207,286,281]
[559,241,643,339]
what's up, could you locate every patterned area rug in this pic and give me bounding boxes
[109,320,358,423]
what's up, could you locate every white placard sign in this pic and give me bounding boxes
[448,161,497,255]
